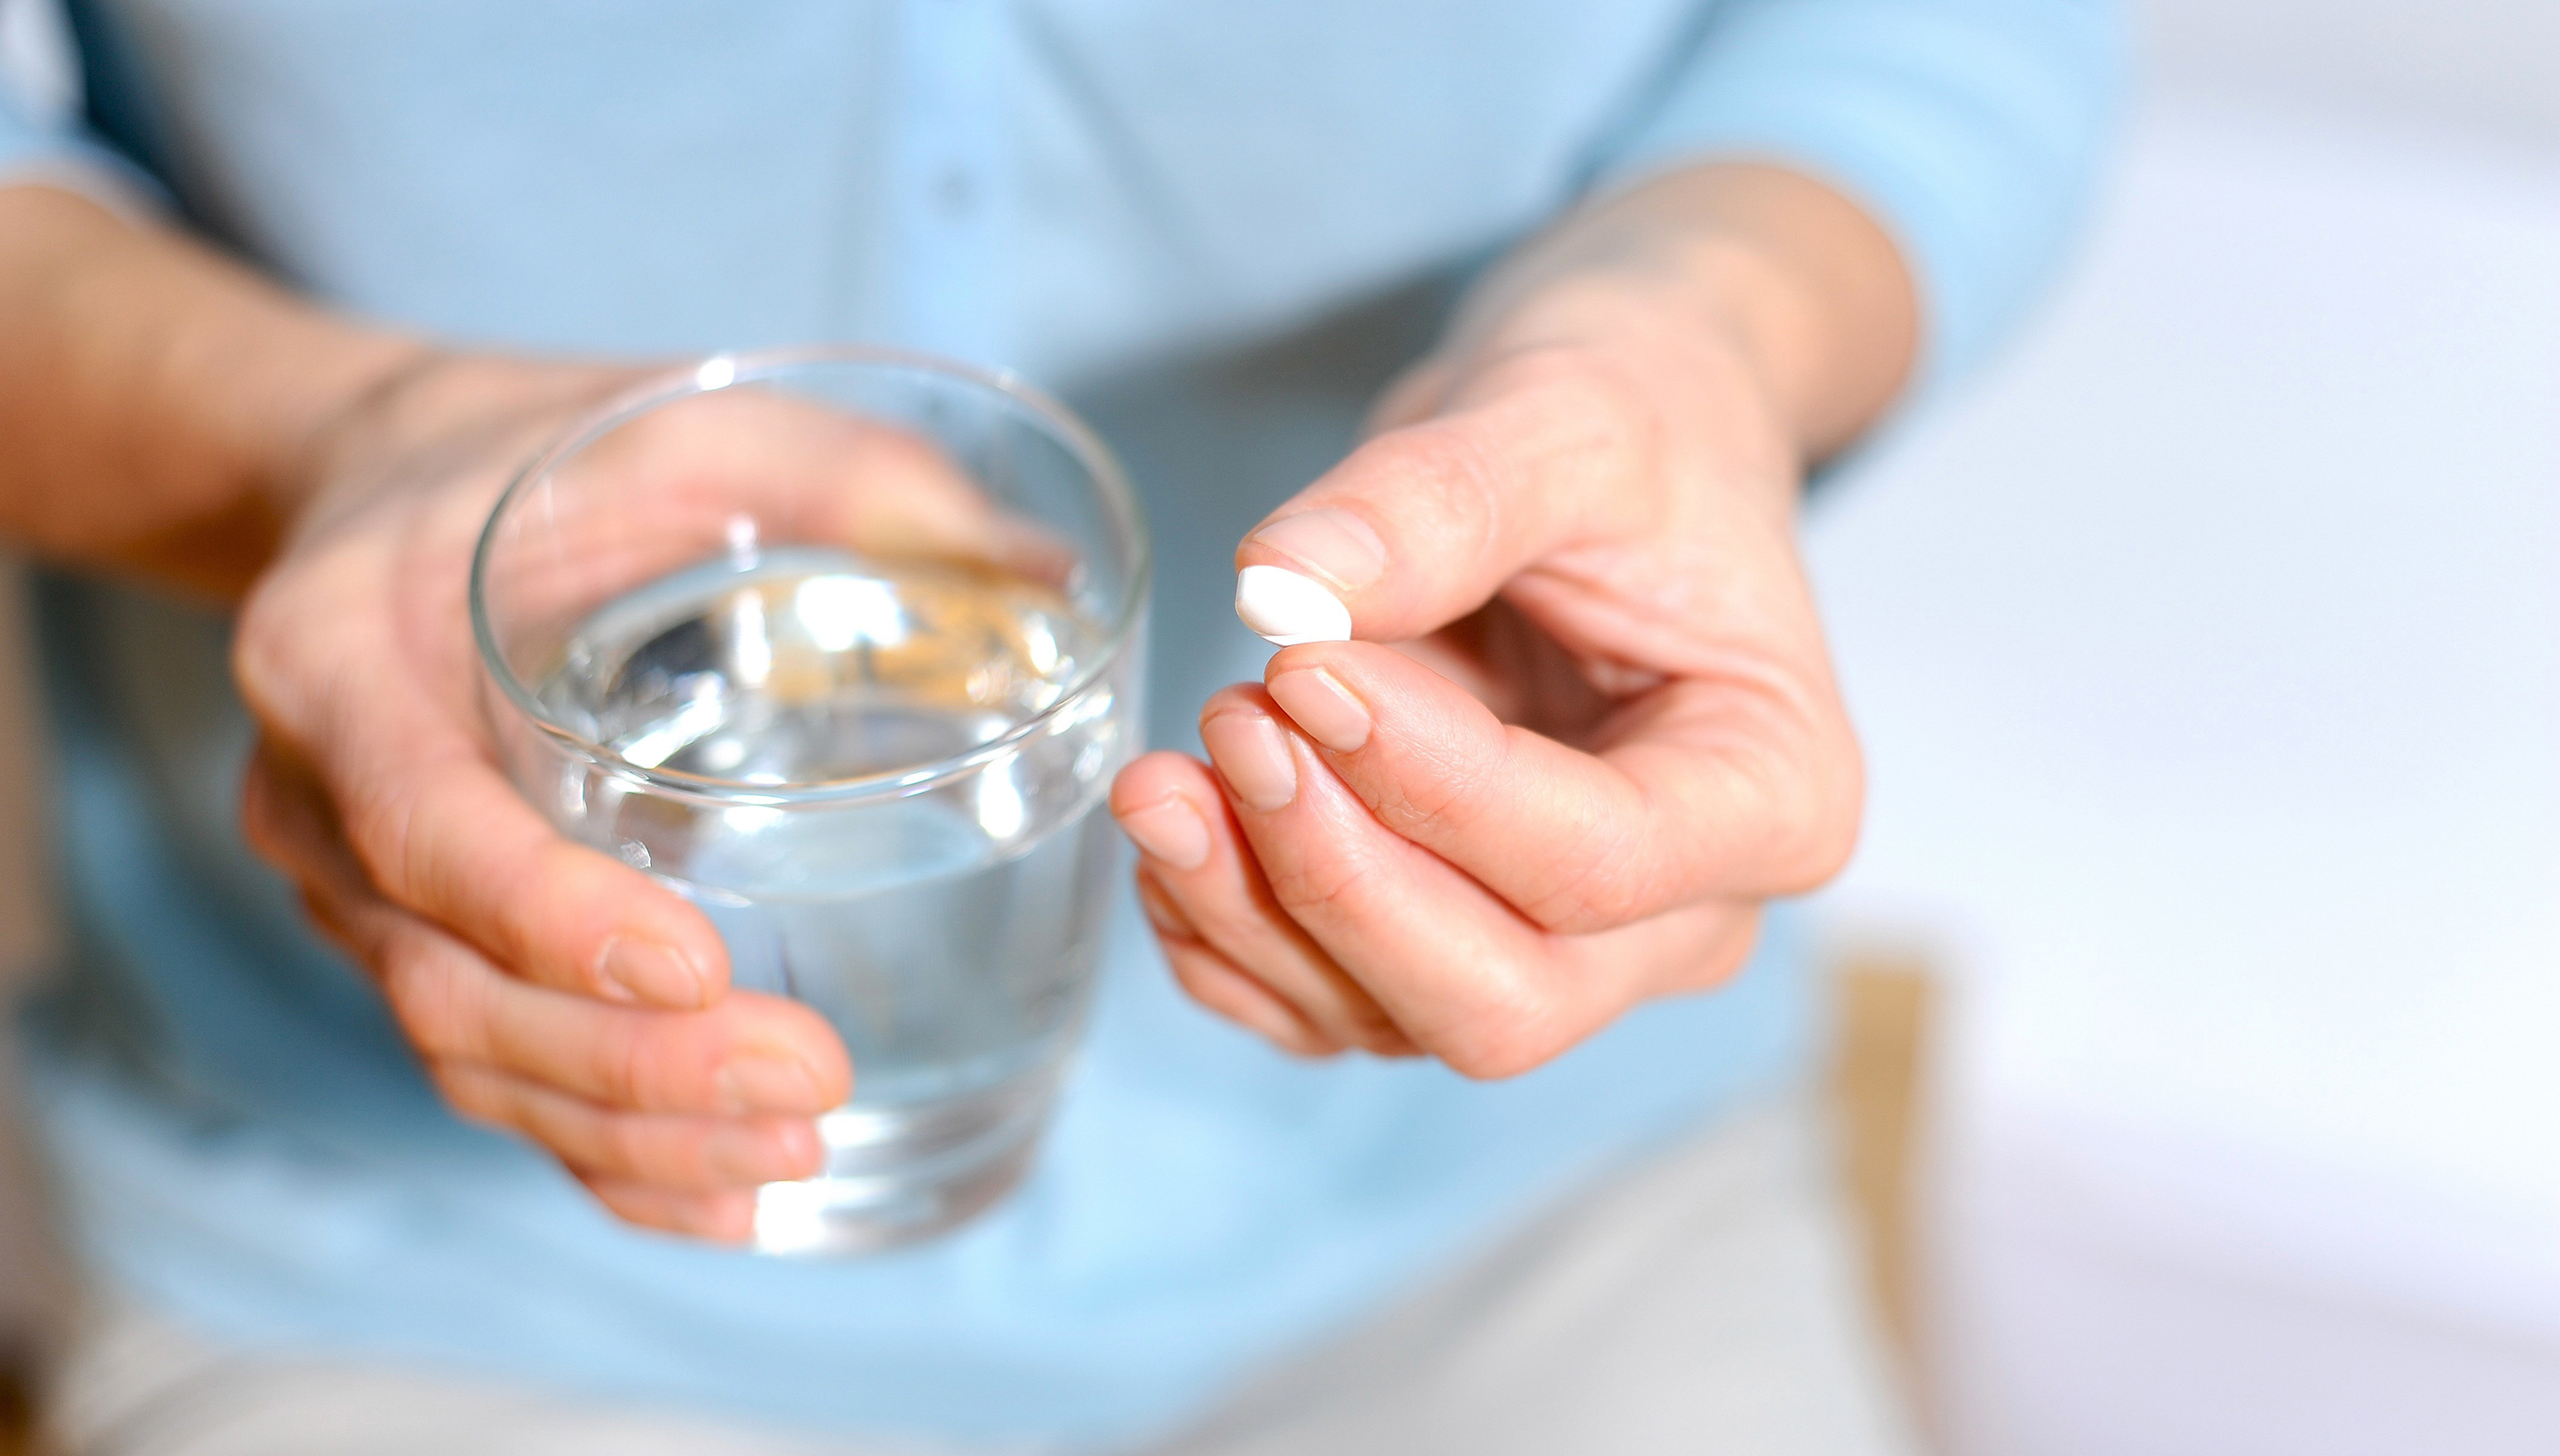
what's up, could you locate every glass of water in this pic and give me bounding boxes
[470,346,1147,1254]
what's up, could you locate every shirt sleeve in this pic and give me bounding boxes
[1593,0,2128,388]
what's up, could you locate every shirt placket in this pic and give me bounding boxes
[885,0,1008,367]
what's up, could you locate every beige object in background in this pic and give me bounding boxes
[1826,954,1934,1381]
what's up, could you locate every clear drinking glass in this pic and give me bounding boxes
[470,346,1148,1254]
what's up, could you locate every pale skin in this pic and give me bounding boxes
[0,161,1913,1239]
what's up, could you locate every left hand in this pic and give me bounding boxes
[236,357,1027,1238]
[1109,254,1871,1077]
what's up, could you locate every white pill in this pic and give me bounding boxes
[1235,564,1351,647]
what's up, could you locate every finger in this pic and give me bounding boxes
[1112,752,1412,1056]
[1137,873,1339,1057]
[283,846,847,1116]
[1548,897,1767,1000]
[578,1174,758,1244]
[1199,686,1757,1079]
[383,931,848,1116]
[1259,643,1860,929]
[527,388,1077,620]
[1235,347,1663,642]
[238,666,732,1008]
[240,742,380,961]
[1195,686,1579,1076]
[1176,705,1762,1061]
[368,751,737,1006]
[233,541,736,1010]
[432,1062,825,1188]
[248,739,677,1015]
[808,409,1083,586]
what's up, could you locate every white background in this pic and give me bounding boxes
[1807,2,2559,1451]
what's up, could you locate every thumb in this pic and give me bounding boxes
[1235,357,1654,643]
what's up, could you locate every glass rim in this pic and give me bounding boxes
[468,344,1151,807]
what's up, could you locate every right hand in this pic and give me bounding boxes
[234,352,1016,1241]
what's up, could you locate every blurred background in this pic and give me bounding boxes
[1805,0,2558,1452]
[1,1,2554,1451]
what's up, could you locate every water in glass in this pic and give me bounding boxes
[536,544,1129,1251]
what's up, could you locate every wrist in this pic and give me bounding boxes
[253,325,444,526]
[0,185,435,596]
[1449,163,1916,462]
[1435,263,1808,511]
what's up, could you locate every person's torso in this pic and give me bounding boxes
[23,5,1814,1447]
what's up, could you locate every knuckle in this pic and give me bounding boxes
[1438,1024,1568,1080]
[1359,423,1502,555]
[1166,951,1258,1023]
[517,838,609,974]
[378,936,483,1060]
[597,1112,660,1178]
[1435,1017,1568,1081]
[229,567,357,730]
[591,1020,662,1110]
[1163,950,1221,1005]
[1520,825,1656,934]
[426,1062,503,1125]
[1650,906,1765,994]
[616,1014,731,1114]
[1425,959,1575,1081]
[1139,887,1207,951]
[1259,850,1368,923]
[1745,733,1864,896]
[1136,861,1264,960]
[1342,1004,1412,1056]
[1797,748,1867,888]
[577,1176,666,1233]
[338,774,426,904]
[1367,731,1498,841]
[295,884,364,959]
[1701,909,1765,987]
[1447,758,1658,935]
[1179,880,1275,954]
[1788,811,1859,891]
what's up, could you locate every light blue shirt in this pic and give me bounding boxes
[2,2,2121,1447]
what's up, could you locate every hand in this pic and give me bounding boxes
[1109,209,1883,1076]
[234,355,1019,1239]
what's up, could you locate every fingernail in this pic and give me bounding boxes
[1265,668,1372,754]
[1249,508,1388,593]
[599,938,706,1008]
[1235,565,1350,647]
[717,1050,825,1114]
[1201,709,1299,813]
[1117,795,1211,871]
[702,1121,817,1183]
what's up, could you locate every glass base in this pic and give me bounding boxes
[750,1079,1053,1256]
